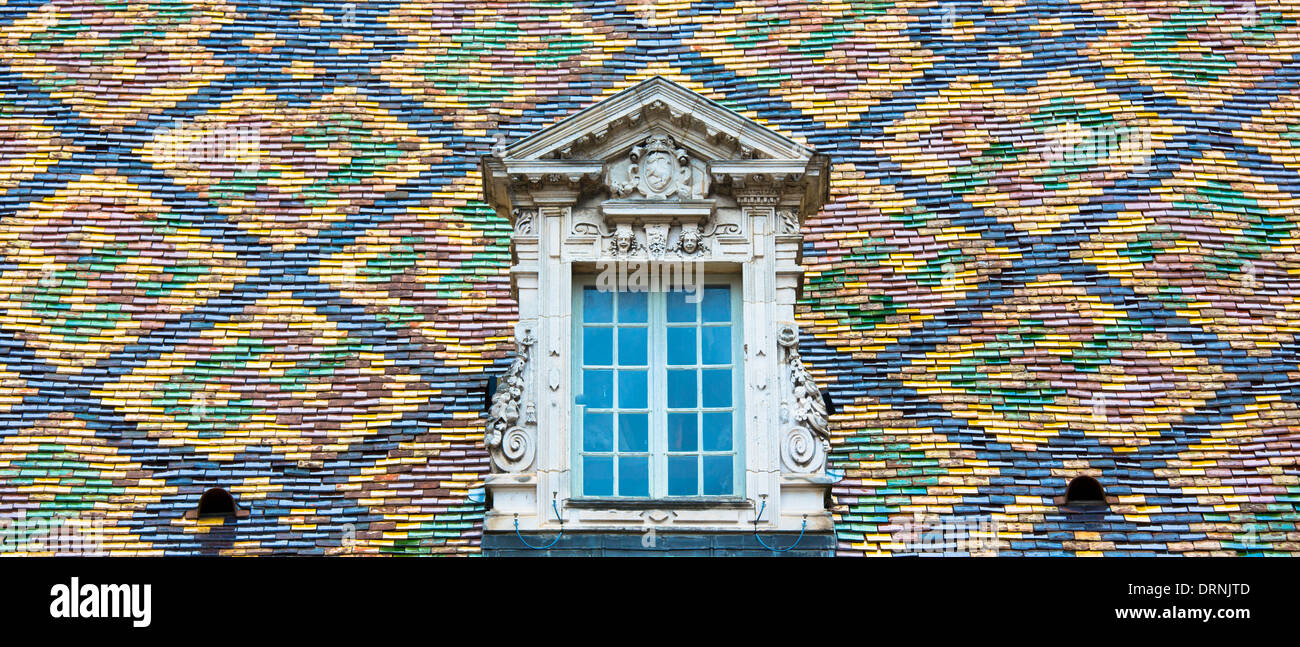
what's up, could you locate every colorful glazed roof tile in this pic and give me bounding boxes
[0,0,1297,556]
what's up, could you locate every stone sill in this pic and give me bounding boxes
[565,497,753,510]
[483,530,837,557]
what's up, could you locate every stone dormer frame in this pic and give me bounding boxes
[480,77,831,536]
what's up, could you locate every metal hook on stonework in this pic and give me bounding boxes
[752,498,807,553]
[514,493,564,550]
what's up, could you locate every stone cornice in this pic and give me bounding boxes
[599,199,715,224]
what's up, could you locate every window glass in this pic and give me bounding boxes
[702,456,732,496]
[577,283,739,497]
[667,412,697,452]
[618,328,647,366]
[702,411,731,452]
[701,287,730,323]
[583,412,612,452]
[584,289,613,323]
[618,291,648,323]
[619,413,649,452]
[583,328,612,365]
[619,456,649,497]
[618,370,647,408]
[666,327,695,365]
[667,456,696,496]
[701,369,731,408]
[665,291,696,323]
[583,370,613,408]
[666,369,696,408]
[584,456,613,496]
[701,327,729,365]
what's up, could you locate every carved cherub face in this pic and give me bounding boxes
[680,228,699,254]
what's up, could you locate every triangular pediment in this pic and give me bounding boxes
[502,77,814,164]
[481,76,829,222]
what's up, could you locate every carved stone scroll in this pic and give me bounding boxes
[777,323,829,473]
[776,208,800,235]
[512,208,537,236]
[486,325,537,472]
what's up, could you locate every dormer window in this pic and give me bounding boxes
[479,77,833,555]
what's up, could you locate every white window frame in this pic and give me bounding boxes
[570,275,746,501]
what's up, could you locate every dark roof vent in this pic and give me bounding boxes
[1056,476,1109,510]
[185,487,249,520]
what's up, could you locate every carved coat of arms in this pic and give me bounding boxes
[613,134,699,200]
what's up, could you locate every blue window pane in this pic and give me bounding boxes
[618,370,647,408]
[583,327,612,365]
[619,413,648,452]
[582,370,613,408]
[584,456,613,496]
[668,456,697,496]
[667,412,697,452]
[582,412,612,452]
[702,286,730,323]
[701,326,731,365]
[618,327,647,366]
[618,456,649,497]
[665,290,696,323]
[583,288,613,323]
[666,369,697,408]
[701,368,731,408]
[703,456,733,496]
[618,291,648,323]
[666,327,695,365]
[703,411,731,451]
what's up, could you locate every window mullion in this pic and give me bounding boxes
[732,277,743,496]
[696,296,705,496]
[573,281,582,497]
[651,290,665,498]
